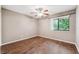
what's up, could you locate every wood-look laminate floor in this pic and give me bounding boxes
[1,36,78,54]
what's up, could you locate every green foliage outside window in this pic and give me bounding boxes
[53,15,69,31]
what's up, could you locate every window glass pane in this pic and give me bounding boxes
[53,19,58,30]
[59,15,69,31]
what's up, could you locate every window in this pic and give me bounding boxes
[51,15,70,31]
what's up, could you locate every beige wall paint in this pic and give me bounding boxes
[39,14,76,44]
[2,9,37,44]
[76,6,79,52]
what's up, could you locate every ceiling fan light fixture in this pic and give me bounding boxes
[30,7,50,18]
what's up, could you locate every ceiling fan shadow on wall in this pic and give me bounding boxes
[30,7,50,18]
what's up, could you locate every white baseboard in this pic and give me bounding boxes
[38,35,75,45]
[75,43,79,52]
[1,35,75,46]
[1,36,37,46]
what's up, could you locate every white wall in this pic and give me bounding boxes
[2,9,37,44]
[0,6,1,45]
[39,14,76,44]
[76,6,79,52]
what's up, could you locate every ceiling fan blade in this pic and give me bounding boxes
[43,13,49,15]
[44,10,48,12]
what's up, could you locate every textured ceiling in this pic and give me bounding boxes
[2,5,76,19]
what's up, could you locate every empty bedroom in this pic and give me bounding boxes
[0,5,79,54]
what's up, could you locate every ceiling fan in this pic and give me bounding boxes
[30,7,49,18]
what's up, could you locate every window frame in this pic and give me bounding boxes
[50,15,70,31]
